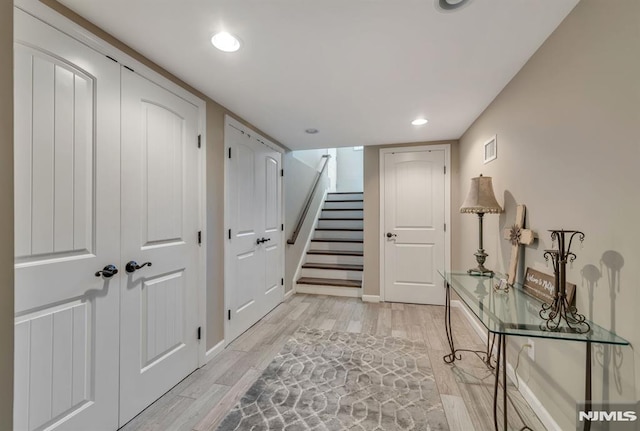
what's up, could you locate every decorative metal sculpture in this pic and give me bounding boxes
[539,230,590,333]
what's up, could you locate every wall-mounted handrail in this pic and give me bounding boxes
[287,154,331,245]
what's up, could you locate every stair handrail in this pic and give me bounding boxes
[287,154,331,245]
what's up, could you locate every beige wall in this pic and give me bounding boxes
[0,0,14,425]
[40,0,286,350]
[363,140,459,297]
[456,0,640,428]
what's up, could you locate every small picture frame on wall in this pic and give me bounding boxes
[483,135,497,164]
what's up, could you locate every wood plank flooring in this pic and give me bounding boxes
[120,294,546,431]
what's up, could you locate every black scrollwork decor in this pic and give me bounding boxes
[539,230,590,333]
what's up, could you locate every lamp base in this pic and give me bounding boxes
[467,266,494,276]
[468,248,494,276]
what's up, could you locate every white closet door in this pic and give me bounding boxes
[258,145,284,316]
[226,124,283,342]
[13,9,121,431]
[119,70,200,426]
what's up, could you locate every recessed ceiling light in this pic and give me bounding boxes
[411,118,429,126]
[436,0,472,12]
[211,32,241,52]
[305,128,319,134]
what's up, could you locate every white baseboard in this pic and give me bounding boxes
[284,288,295,300]
[203,339,225,364]
[362,295,381,303]
[295,284,362,298]
[450,300,560,431]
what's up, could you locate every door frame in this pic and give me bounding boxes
[223,115,285,347]
[15,0,209,366]
[378,144,451,302]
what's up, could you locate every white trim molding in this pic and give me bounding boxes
[204,339,226,364]
[361,295,381,303]
[284,288,295,300]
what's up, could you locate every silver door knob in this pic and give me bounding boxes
[386,232,397,238]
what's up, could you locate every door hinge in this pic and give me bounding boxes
[228,310,231,320]
[106,55,118,63]
[280,169,284,177]
[228,148,232,159]
[228,229,231,240]
[281,278,284,286]
[123,65,135,72]
[197,326,201,340]
[197,134,201,148]
[197,231,202,245]
[281,224,284,231]
[444,165,447,175]
[444,223,447,232]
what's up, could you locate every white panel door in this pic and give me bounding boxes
[226,124,283,342]
[383,150,446,305]
[258,146,284,316]
[119,70,200,425]
[13,9,121,431]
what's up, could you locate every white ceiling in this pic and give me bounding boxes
[58,0,578,150]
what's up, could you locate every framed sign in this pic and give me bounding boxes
[523,267,576,305]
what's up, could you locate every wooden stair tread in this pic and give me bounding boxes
[297,277,362,288]
[306,250,363,256]
[325,199,363,203]
[318,217,363,221]
[327,192,363,195]
[311,238,363,243]
[321,208,363,211]
[315,228,363,231]
[302,263,363,271]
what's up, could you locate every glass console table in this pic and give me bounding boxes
[439,271,630,431]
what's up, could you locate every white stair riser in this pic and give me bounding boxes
[317,219,363,229]
[321,210,363,219]
[301,268,363,280]
[323,201,363,210]
[305,254,363,265]
[295,284,362,297]
[309,241,363,251]
[313,230,363,240]
[326,193,363,201]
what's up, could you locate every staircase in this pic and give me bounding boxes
[296,192,363,297]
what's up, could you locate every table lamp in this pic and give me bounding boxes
[460,174,502,275]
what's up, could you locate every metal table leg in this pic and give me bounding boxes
[584,341,592,431]
[443,280,495,366]
[443,281,458,363]
[493,333,507,431]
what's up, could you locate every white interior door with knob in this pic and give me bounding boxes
[381,147,449,305]
[119,70,201,425]
[13,9,121,430]
[225,119,283,343]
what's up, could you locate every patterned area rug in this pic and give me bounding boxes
[216,328,449,431]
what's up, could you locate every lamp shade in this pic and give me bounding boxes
[460,174,502,214]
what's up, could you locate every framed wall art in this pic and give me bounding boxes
[483,135,497,164]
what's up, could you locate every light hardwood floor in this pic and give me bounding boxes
[120,294,545,431]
